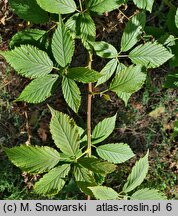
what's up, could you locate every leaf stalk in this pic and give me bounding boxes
[79,0,83,12]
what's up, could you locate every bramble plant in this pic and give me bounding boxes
[1,0,177,200]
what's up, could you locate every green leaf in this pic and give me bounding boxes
[86,0,127,14]
[115,62,127,74]
[167,7,178,36]
[96,59,118,87]
[164,71,178,88]
[130,188,167,200]
[16,74,58,103]
[65,13,80,39]
[172,121,178,139]
[52,18,75,68]
[49,107,80,157]
[144,26,165,39]
[175,8,178,29]
[58,153,75,162]
[73,164,97,197]
[88,186,118,200]
[90,41,118,58]
[115,92,132,106]
[78,127,87,143]
[62,77,81,113]
[34,164,71,195]
[5,145,60,174]
[0,45,53,78]
[73,164,96,183]
[158,34,176,47]
[9,29,46,49]
[114,63,132,106]
[67,67,101,83]
[121,11,146,52]
[132,0,155,12]
[9,0,49,23]
[110,65,146,94]
[79,13,96,41]
[92,114,117,144]
[94,173,106,185]
[169,41,178,67]
[122,151,149,193]
[79,13,96,50]
[78,157,116,176]
[36,0,77,14]
[96,143,135,164]
[77,182,96,196]
[129,42,174,68]
[102,94,112,102]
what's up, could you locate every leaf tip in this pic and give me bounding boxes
[48,105,56,116]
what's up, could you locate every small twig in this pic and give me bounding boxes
[46,23,58,33]
[24,104,31,145]
[118,9,129,20]
[0,80,13,90]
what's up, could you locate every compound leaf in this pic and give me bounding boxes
[62,77,81,113]
[36,0,77,14]
[86,0,127,14]
[96,59,118,86]
[9,0,49,23]
[92,114,117,144]
[0,45,53,78]
[67,67,101,83]
[90,41,118,58]
[121,11,146,52]
[52,18,75,68]
[123,151,149,193]
[132,0,155,12]
[96,143,135,164]
[88,186,118,200]
[16,75,58,103]
[34,164,71,195]
[49,107,80,157]
[129,42,174,68]
[130,188,167,200]
[5,145,60,174]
